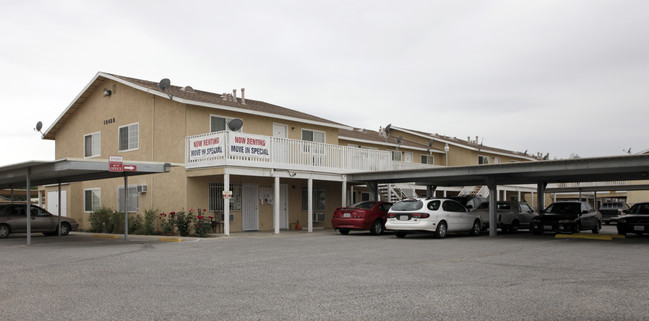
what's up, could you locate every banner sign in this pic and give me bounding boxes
[229,133,271,159]
[189,132,225,161]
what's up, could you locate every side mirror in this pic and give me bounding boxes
[466,205,473,210]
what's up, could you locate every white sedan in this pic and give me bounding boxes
[386,198,482,239]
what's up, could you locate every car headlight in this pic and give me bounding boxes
[558,220,575,224]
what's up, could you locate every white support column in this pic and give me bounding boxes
[57,182,62,237]
[224,173,230,236]
[308,178,313,233]
[274,175,280,235]
[487,179,498,237]
[341,175,347,207]
[350,185,354,204]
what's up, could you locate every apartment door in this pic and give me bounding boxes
[280,184,288,229]
[404,152,413,163]
[47,191,67,217]
[242,184,259,231]
[273,123,288,138]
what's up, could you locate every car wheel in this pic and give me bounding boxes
[592,221,601,234]
[470,220,481,236]
[59,223,71,236]
[338,228,350,235]
[435,221,447,239]
[369,220,384,235]
[509,220,519,233]
[395,232,407,238]
[0,224,9,238]
[573,222,581,234]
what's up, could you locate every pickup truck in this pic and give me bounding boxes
[473,201,537,233]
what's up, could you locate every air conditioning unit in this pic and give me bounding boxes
[136,185,148,193]
[313,212,326,222]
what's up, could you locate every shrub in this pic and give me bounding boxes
[160,212,176,235]
[143,209,157,235]
[128,214,143,234]
[108,211,124,234]
[194,209,212,237]
[175,211,194,237]
[88,207,113,233]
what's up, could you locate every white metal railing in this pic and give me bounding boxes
[186,131,436,173]
[549,181,628,188]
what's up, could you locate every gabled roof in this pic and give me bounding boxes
[43,72,351,140]
[338,128,444,153]
[391,126,541,161]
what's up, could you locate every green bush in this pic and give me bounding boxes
[128,214,143,234]
[143,209,157,235]
[108,211,124,234]
[88,207,113,233]
[175,211,194,236]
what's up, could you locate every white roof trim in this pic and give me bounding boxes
[45,72,352,137]
[391,126,538,161]
[338,135,444,154]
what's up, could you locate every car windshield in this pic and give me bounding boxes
[628,203,649,215]
[545,203,580,215]
[350,201,376,210]
[391,199,423,211]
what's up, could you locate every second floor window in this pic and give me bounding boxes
[211,115,242,132]
[478,155,489,164]
[84,132,100,157]
[119,123,139,151]
[302,129,325,143]
[392,150,402,162]
[421,155,434,165]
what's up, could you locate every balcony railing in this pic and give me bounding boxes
[186,131,436,173]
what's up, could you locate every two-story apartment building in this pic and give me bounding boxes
[41,72,540,233]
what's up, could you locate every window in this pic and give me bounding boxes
[84,189,101,212]
[302,187,326,211]
[118,123,139,151]
[302,129,325,143]
[391,150,402,162]
[421,155,434,165]
[443,200,467,212]
[493,157,501,164]
[211,115,242,132]
[84,132,100,158]
[209,183,242,212]
[117,186,138,212]
[478,155,489,164]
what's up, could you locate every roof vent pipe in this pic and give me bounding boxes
[232,89,237,102]
[241,88,246,104]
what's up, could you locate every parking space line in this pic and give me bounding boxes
[554,234,621,241]
[158,237,183,242]
[93,234,120,239]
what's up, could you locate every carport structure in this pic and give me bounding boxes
[348,154,649,237]
[0,158,171,245]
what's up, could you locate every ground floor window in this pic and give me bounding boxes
[209,182,242,212]
[302,187,326,211]
[84,188,101,212]
[117,186,138,212]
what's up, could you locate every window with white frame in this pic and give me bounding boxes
[118,123,139,151]
[84,132,100,158]
[301,129,325,143]
[478,155,489,164]
[302,187,326,211]
[391,150,402,162]
[210,115,242,132]
[117,186,138,212]
[421,155,434,165]
[84,188,101,212]
[493,157,501,164]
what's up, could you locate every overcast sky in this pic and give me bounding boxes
[1,0,648,166]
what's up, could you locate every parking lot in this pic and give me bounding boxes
[2,225,649,320]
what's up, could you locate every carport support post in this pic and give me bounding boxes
[308,178,313,232]
[367,182,378,202]
[57,182,62,237]
[537,183,547,212]
[26,167,31,245]
[426,185,437,198]
[274,175,280,235]
[486,179,498,237]
[124,175,128,241]
[341,175,347,207]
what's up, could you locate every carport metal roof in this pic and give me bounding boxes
[0,158,172,189]
[0,158,172,245]
[348,154,649,187]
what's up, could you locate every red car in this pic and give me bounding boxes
[331,201,393,235]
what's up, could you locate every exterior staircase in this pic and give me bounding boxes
[378,183,418,202]
[458,185,490,198]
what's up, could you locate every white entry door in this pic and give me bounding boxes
[280,184,288,229]
[242,184,259,231]
[47,191,67,217]
[273,123,288,138]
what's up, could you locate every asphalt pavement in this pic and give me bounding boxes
[1,226,649,320]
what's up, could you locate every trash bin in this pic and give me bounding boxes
[290,223,296,230]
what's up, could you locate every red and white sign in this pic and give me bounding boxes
[123,165,137,171]
[229,133,271,159]
[109,155,123,172]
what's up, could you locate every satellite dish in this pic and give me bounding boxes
[35,121,43,132]
[397,136,403,145]
[228,118,243,131]
[428,139,434,147]
[158,78,171,91]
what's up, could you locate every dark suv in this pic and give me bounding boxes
[530,201,601,234]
